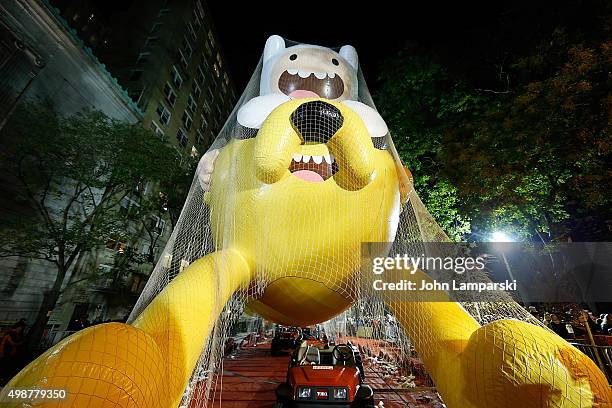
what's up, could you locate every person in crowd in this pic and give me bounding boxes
[601,314,612,334]
[0,319,27,385]
[547,314,570,338]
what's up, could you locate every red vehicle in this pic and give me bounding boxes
[272,325,302,356]
[275,342,375,407]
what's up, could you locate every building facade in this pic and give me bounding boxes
[50,0,237,157]
[0,0,236,343]
[0,0,144,329]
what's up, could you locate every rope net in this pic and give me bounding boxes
[124,35,609,407]
[4,35,610,408]
[125,36,609,407]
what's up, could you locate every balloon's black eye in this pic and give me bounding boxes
[332,58,339,66]
[289,54,297,61]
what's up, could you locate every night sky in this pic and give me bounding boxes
[206,1,496,89]
[207,0,583,92]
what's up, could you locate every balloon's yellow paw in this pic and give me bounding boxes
[3,323,169,407]
[461,319,612,408]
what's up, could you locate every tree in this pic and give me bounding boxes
[375,54,474,241]
[374,3,611,241]
[0,103,186,351]
[118,157,196,274]
[157,155,198,231]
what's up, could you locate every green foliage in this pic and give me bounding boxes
[0,102,188,278]
[375,22,611,241]
[0,102,197,347]
[376,54,474,241]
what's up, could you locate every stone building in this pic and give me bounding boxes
[49,0,236,155]
[0,0,235,344]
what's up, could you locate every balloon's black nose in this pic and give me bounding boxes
[290,101,344,144]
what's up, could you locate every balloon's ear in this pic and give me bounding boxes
[264,35,286,64]
[339,45,358,70]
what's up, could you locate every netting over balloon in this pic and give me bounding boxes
[3,35,610,408]
[124,36,609,407]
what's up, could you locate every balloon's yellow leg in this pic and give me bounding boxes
[1,249,252,408]
[386,290,480,408]
[386,270,612,408]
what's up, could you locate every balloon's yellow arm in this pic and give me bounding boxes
[1,249,252,407]
[386,270,612,408]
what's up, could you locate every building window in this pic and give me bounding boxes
[187,93,197,114]
[98,264,113,277]
[224,73,230,86]
[176,128,188,147]
[200,114,208,129]
[171,65,183,88]
[150,121,164,138]
[151,22,163,34]
[182,35,193,58]
[129,70,143,81]
[119,196,140,216]
[195,1,205,20]
[196,128,205,145]
[192,81,201,99]
[163,82,176,106]
[135,179,149,195]
[213,62,220,78]
[182,111,193,130]
[187,22,197,41]
[207,30,215,47]
[199,55,209,69]
[216,52,223,68]
[136,52,150,64]
[145,36,159,48]
[128,88,144,103]
[156,103,171,125]
[150,215,166,235]
[192,13,201,30]
[195,65,205,86]
[131,274,146,293]
[178,48,189,69]
[202,100,211,115]
[204,40,212,57]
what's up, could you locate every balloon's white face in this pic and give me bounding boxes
[265,47,356,100]
[260,35,360,101]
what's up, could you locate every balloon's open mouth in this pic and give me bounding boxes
[255,99,373,191]
[279,70,345,100]
[289,152,338,182]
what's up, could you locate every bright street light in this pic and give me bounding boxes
[491,231,514,242]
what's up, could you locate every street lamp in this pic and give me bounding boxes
[489,231,526,304]
[491,231,514,242]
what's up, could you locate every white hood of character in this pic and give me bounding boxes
[238,35,388,138]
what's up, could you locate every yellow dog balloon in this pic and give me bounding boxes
[3,98,610,407]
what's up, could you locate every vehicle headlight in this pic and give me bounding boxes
[333,388,348,400]
[298,387,311,398]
